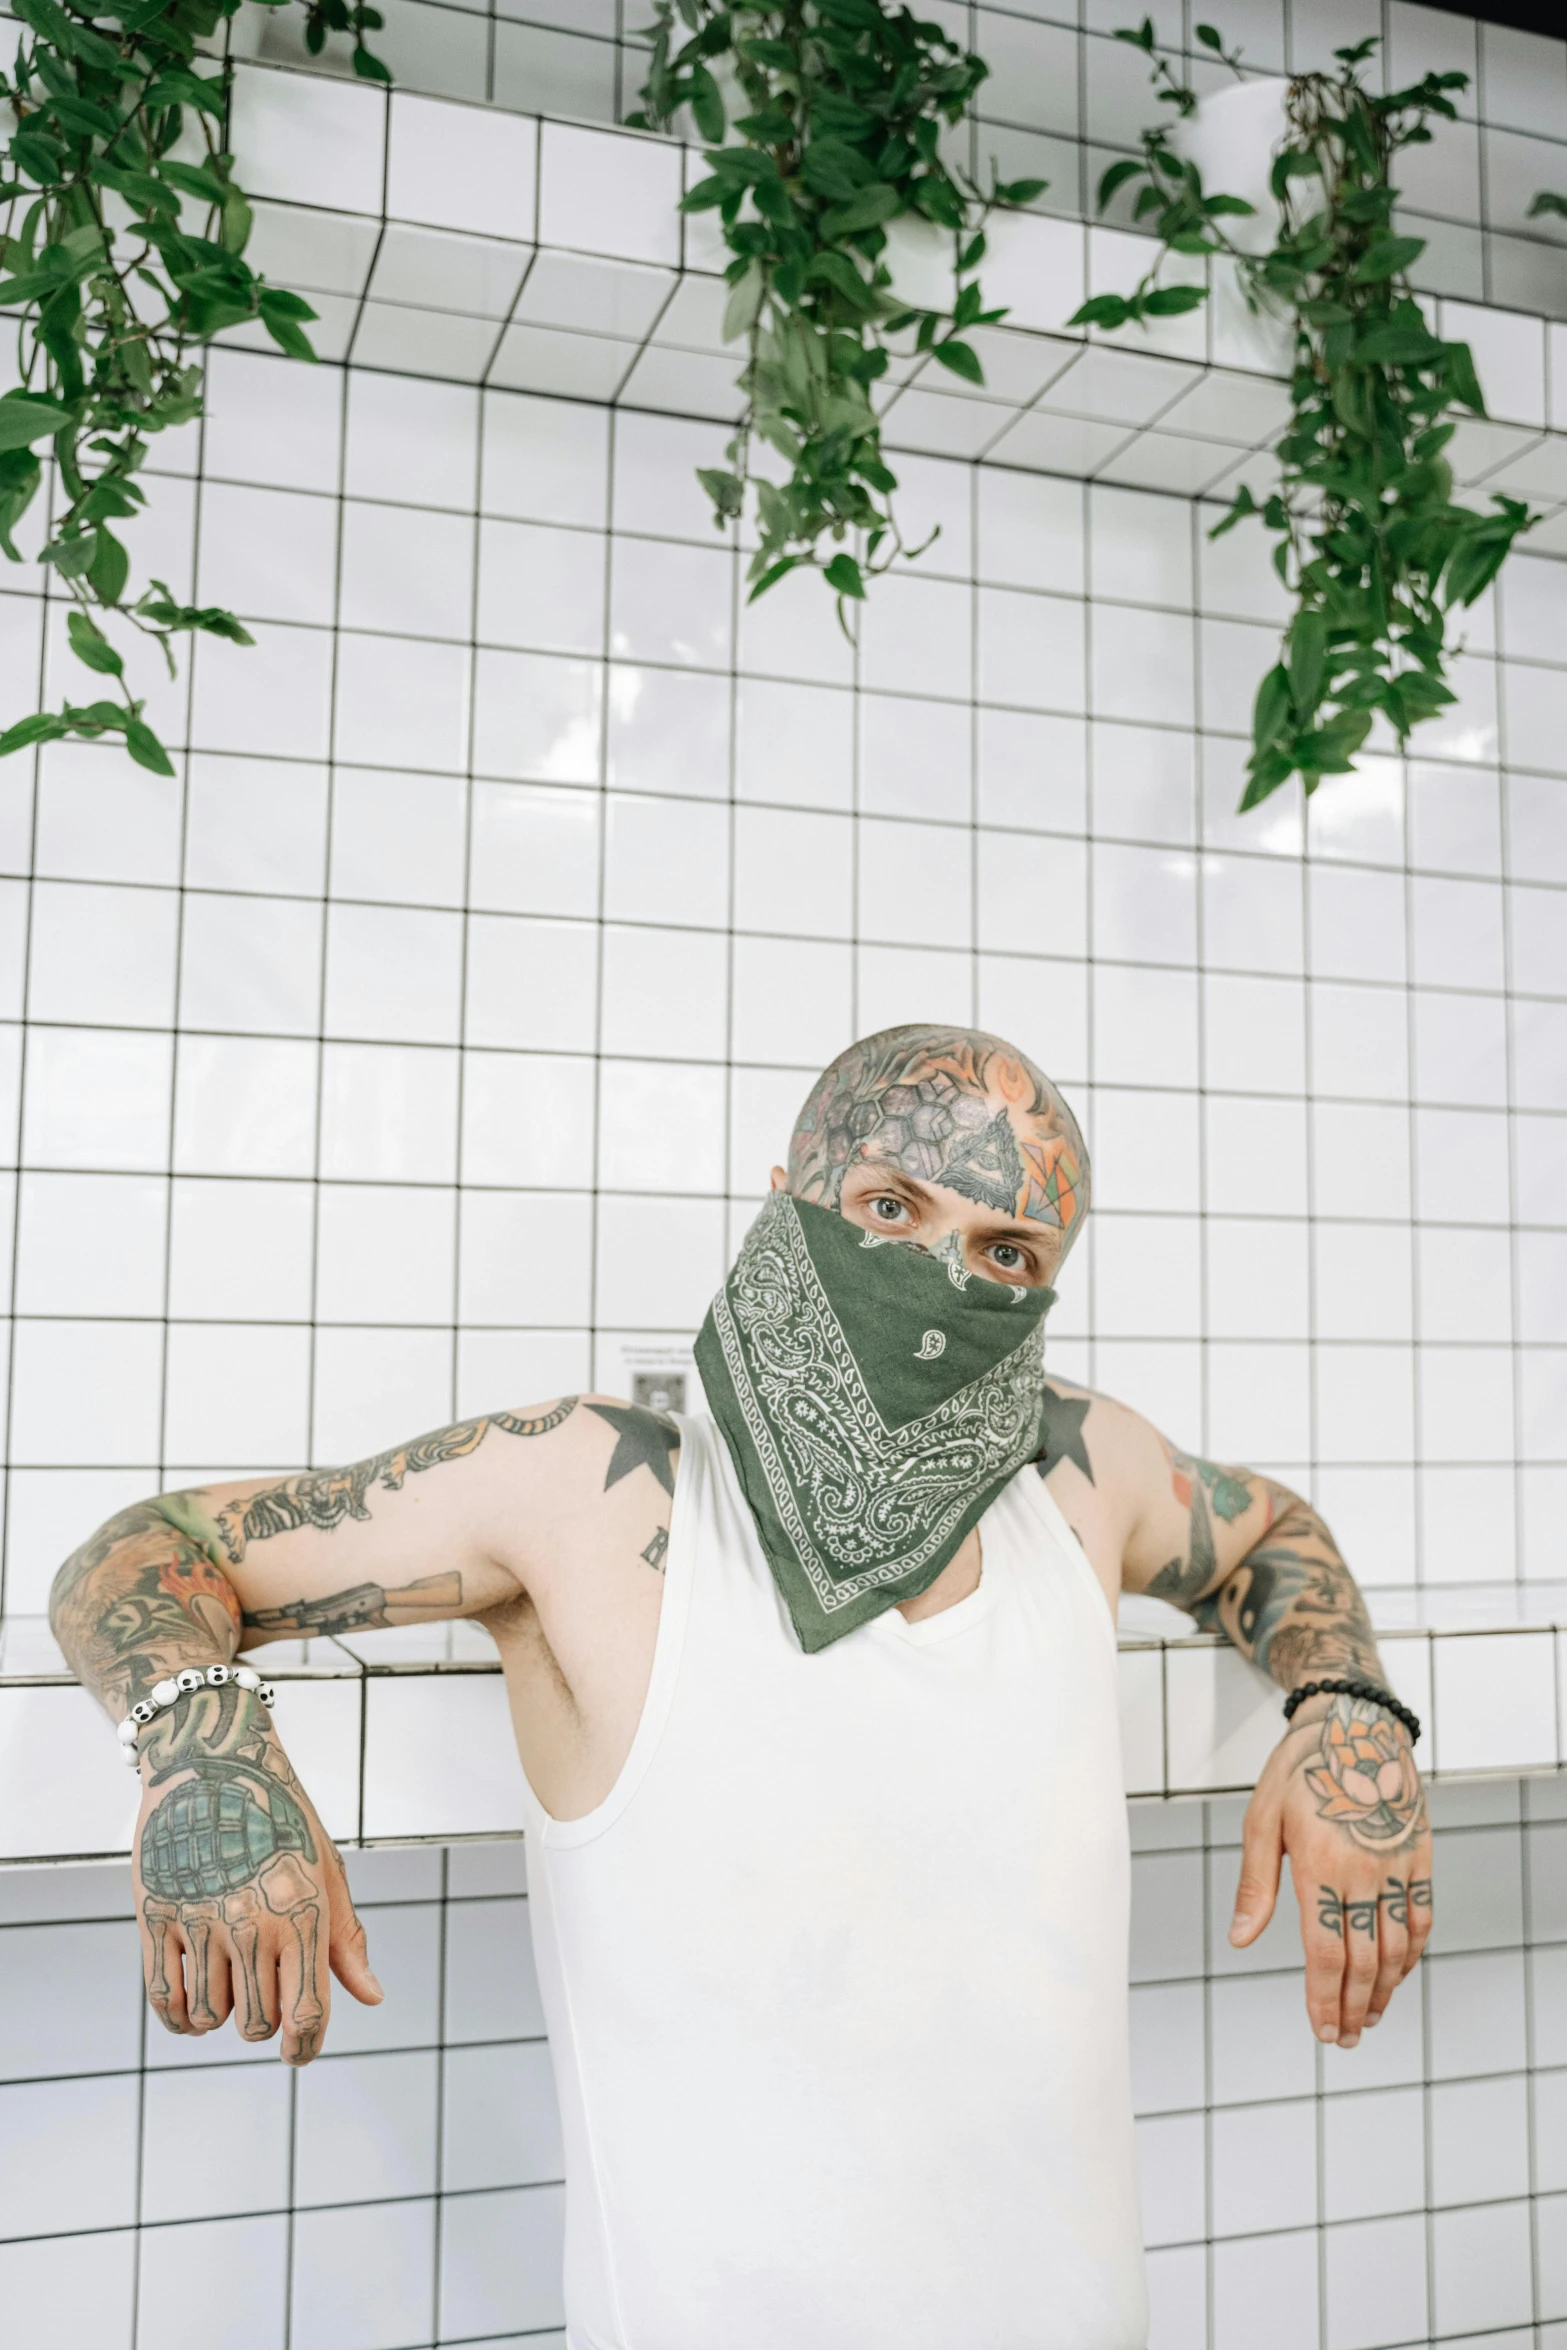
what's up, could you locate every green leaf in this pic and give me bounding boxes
[66,608,124,678]
[1096,157,1145,212]
[259,288,318,362]
[688,63,726,141]
[1529,191,1567,220]
[1252,662,1293,755]
[1286,606,1327,719]
[1208,484,1258,540]
[747,556,798,602]
[158,160,229,206]
[1440,339,1486,417]
[1350,234,1426,283]
[1143,283,1207,315]
[696,465,745,521]
[993,177,1048,208]
[823,551,865,597]
[1195,22,1225,50]
[1067,293,1134,330]
[0,392,73,452]
[818,183,903,239]
[351,45,391,80]
[125,718,176,776]
[721,263,765,341]
[0,711,70,759]
[1355,320,1441,367]
[932,337,983,384]
[87,527,130,609]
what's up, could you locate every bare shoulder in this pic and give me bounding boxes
[480,1394,681,1592]
[1037,1374,1157,1497]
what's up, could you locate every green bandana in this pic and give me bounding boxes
[694,1191,1054,1652]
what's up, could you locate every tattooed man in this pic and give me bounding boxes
[55,1023,1429,2350]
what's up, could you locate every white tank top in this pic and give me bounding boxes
[519,1411,1148,2350]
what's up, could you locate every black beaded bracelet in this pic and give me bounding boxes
[1282,1676,1421,1746]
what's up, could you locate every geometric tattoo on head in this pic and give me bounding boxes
[785,1024,1089,1246]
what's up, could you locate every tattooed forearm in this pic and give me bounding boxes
[52,1403,580,1711]
[215,1401,579,1562]
[1140,1449,1383,1697]
[1213,1500,1380,1686]
[50,1506,242,1715]
[243,1571,464,1641]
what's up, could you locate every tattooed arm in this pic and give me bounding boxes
[50,1394,680,2062]
[1036,1386,1431,2051]
[1127,1430,1430,2048]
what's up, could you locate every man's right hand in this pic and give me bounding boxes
[133,1683,381,2065]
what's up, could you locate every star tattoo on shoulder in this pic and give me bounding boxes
[1036,1382,1094,1485]
[587,1403,680,1498]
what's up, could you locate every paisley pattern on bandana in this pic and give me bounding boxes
[695,1192,1052,1651]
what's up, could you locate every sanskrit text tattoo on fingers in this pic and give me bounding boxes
[212,1401,580,1563]
[1317,1887,1382,1938]
[1384,1874,1433,1928]
[785,1025,1088,1245]
[138,1685,329,2060]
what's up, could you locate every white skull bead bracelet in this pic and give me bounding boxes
[117,1662,276,1765]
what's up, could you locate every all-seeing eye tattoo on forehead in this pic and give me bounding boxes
[786,1024,1088,1240]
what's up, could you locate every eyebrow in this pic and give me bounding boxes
[852,1162,1053,1248]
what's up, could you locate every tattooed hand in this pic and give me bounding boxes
[133,1680,380,2065]
[1229,1692,1433,2047]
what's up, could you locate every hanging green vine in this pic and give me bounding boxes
[0,0,385,775]
[1077,24,1537,809]
[630,0,1045,610]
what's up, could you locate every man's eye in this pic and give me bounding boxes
[871,1196,907,1222]
[990,1243,1022,1269]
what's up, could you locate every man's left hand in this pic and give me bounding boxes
[1226,1691,1433,2048]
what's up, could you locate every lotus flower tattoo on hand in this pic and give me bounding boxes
[1304,1694,1424,1850]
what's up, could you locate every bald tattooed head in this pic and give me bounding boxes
[786,1024,1090,1258]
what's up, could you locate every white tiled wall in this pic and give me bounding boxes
[2,1784,1564,2349]
[0,1843,567,2349]
[4,336,1567,1611]
[230,0,1567,319]
[0,0,1565,2341]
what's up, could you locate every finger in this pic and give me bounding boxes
[325,1859,383,2006]
[1303,1880,1348,2045]
[277,1892,330,2067]
[227,1915,280,2042]
[194,1938,234,2034]
[1401,1852,1434,1976]
[183,1915,228,2034]
[1367,1895,1408,2027]
[143,1915,193,2035]
[1229,1794,1284,1946]
[1336,1892,1381,2048]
